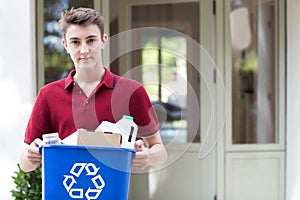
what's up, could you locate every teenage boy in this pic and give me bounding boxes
[20,7,167,172]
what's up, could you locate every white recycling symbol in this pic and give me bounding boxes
[63,163,105,199]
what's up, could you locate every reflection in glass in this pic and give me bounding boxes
[231,0,277,144]
[43,0,93,84]
[141,34,188,143]
[128,2,200,143]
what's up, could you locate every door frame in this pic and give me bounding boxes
[117,0,219,199]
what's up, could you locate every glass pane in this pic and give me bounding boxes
[129,2,200,143]
[141,34,188,143]
[142,36,187,101]
[231,0,277,144]
[43,0,93,84]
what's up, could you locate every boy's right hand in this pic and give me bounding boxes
[25,138,43,165]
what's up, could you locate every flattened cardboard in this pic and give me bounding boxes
[78,129,122,147]
[63,129,122,147]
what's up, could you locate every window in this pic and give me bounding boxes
[37,0,93,86]
[230,0,280,144]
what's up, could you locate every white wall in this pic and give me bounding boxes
[0,1,35,199]
[286,0,300,200]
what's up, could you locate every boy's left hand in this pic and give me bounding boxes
[132,140,150,169]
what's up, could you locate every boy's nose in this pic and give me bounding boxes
[80,43,90,54]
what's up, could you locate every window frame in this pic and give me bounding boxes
[35,0,108,91]
[224,0,286,152]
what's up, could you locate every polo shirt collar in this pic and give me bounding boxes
[64,70,76,89]
[64,68,115,90]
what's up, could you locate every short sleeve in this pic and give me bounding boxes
[24,89,51,144]
[129,85,159,137]
[109,77,159,137]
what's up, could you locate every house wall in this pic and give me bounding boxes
[0,1,35,199]
[286,0,300,200]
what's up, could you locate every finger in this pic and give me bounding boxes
[134,140,144,151]
[134,151,147,159]
[32,138,43,146]
[28,156,42,163]
[134,140,143,147]
[131,152,149,169]
[26,150,42,163]
[27,151,42,159]
[28,145,40,154]
[131,160,147,169]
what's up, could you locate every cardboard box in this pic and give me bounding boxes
[62,129,122,147]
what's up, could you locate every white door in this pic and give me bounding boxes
[110,0,218,199]
[223,0,286,199]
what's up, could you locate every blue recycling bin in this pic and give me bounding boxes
[40,145,135,200]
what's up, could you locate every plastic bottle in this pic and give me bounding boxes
[116,115,138,149]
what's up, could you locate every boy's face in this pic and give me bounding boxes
[62,24,107,71]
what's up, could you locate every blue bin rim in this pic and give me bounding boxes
[39,144,136,155]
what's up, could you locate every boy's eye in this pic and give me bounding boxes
[87,38,96,43]
[71,40,80,45]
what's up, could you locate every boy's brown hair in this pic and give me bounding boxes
[59,7,104,38]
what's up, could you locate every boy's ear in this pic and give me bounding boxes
[101,34,108,49]
[62,39,69,53]
[102,34,108,44]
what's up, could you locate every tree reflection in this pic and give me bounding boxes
[43,0,93,83]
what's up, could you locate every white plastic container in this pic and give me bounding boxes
[116,115,138,149]
[42,132,61,145]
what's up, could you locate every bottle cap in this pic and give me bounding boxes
[123,115,134,120]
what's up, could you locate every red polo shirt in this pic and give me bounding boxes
[24,68,158,144]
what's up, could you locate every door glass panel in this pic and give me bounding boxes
[231,0,278,144]
[43,0,93,84]
[109,1,200,143]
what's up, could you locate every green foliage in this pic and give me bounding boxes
[239,51,258,72]
[10,164,42,200]
[142,36,186,101]
[44,53,71,70]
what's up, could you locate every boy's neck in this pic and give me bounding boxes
[73,68,105,97]
[74,67,105,84]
